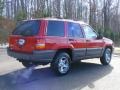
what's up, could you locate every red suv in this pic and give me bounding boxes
[7,18,114,75]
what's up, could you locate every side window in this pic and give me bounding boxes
[82,25,97,39]
[68,22,83,38]
[47,21,64,36]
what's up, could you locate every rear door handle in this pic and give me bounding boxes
[69,39,75,41]
[86,39,90,42]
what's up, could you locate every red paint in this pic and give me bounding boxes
[8,19,114,54]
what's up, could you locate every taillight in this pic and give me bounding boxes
[35,39,45,49]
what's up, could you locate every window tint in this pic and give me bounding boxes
[68,22,83,38]
[47,21,64,36]
[13,20,40,36]
[82,25,97,39]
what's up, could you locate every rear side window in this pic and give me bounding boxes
[13,20,40,36]
[68,22,83,38]
[47,21,65,36]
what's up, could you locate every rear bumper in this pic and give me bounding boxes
[7,48,56,63]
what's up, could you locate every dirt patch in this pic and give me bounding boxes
[114,47,120,55]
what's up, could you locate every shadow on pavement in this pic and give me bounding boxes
[0,62,113,90]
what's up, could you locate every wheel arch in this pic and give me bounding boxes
[105,45,113,53]
[53,48,73,61]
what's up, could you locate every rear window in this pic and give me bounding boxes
[12,20,40,36]
[47,21,65,36]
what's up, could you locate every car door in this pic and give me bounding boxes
[82,25,104,58]
[67,22,86,61]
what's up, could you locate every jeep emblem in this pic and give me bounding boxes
[18,39,25,46]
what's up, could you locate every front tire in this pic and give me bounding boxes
[51,52,71,76]
[100,48,112,65]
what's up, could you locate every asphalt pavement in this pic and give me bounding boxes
[0,49,120,90]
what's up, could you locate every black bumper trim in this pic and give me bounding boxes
[7,48,56,63]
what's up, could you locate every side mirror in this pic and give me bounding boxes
[97,33,103,39]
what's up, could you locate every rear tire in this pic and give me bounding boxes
[51,52,71,76]
[100,48,112,65]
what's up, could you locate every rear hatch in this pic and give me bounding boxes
[9,20,40,53]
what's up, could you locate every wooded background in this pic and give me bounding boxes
[0,0,120,45]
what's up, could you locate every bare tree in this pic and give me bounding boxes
[0,0,4,17]
[0,0,120,42]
